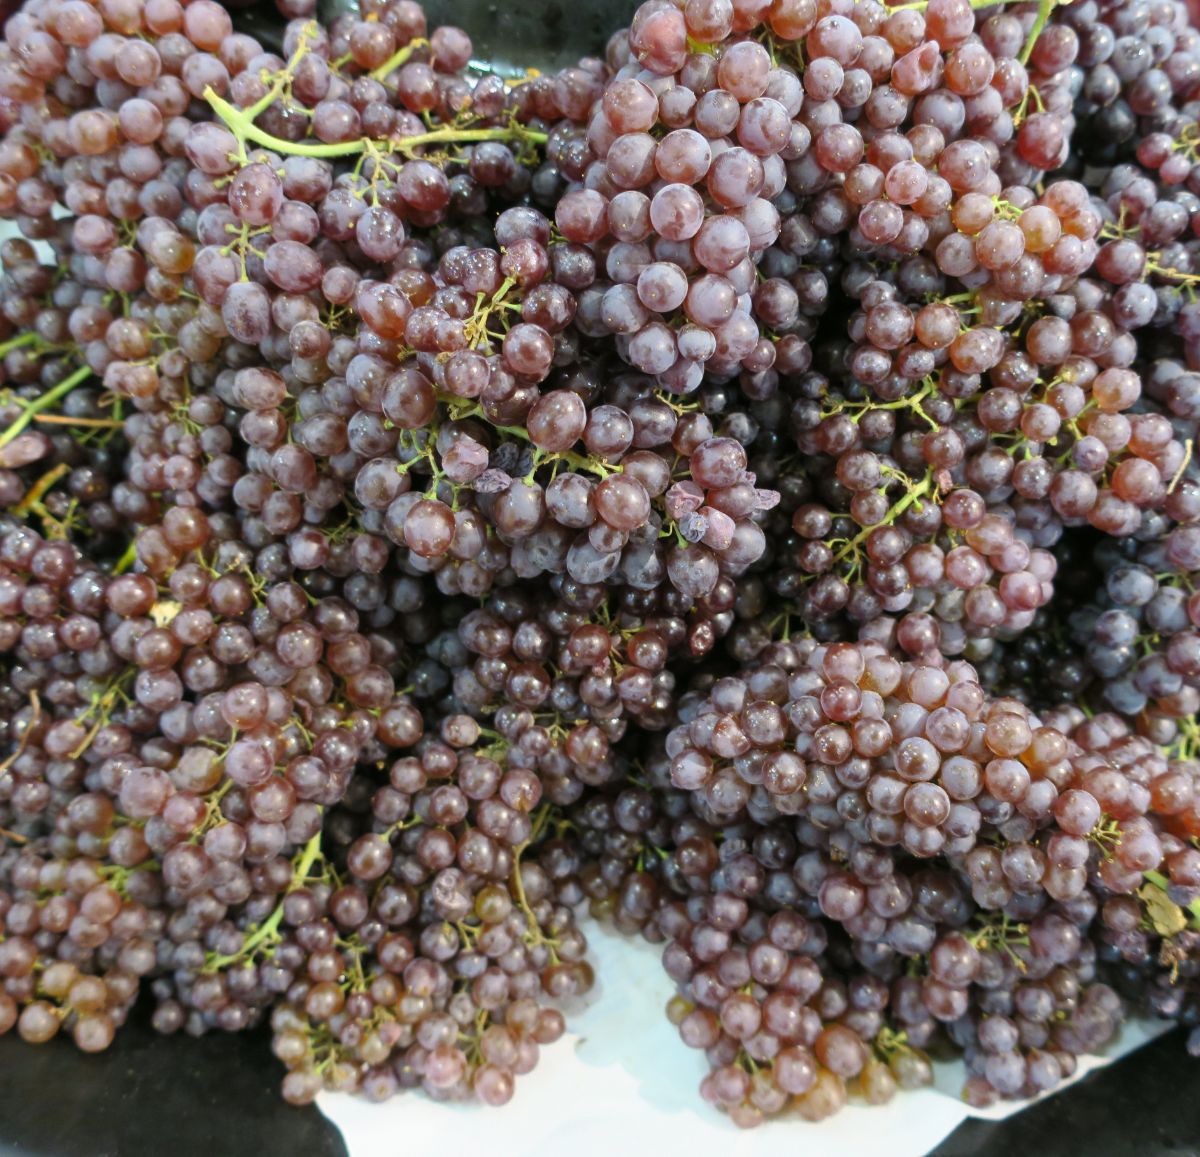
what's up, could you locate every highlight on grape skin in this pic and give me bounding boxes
[0,0,1199,1131]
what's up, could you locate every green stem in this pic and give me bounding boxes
[507,435,616,478]
[0,333,42,359]
[831,471,936,566]
[464,416,615,477]
[1169,438,1193,495]
[824,381,938,429]
[238,77,290,130]
[1018,0,1058,66]
[205,831,324,970]
[234,19,322,131]
[207,88,366,157]
[510,817,560,963]
[112,540,137,575]
[368,37,429,81]
[205,87,548,161]
[379,124,551,160]
[0,365,92,450]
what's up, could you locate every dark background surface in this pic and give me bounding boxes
[0,1007,1197,1157]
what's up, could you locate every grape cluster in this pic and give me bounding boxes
[3,0,1200,1131]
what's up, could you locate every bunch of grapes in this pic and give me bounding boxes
[5,0,1200,1131]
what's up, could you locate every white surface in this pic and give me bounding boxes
[319,920,1171,1157]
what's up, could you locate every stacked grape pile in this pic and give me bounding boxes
[3,0,1200,1129]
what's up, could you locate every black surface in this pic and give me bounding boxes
[0,1006,346,1157]
[931,1028,1200,1157]
[0,1013,1198,1157]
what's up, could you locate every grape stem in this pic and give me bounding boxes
[203,22,547,169]
[0,366,94,451]
[204,830,324,971]
[1146,252,1200,286]
[1170,713,1200,761]
[436,400,619,478]
[0,332,43,359]
[204,87,549,162]
[100,860,160,897]
[830,469,937,566]
[12,463,73,537]
[1168,438,1193,494]
[368,37,429,82]
[1018,0,1059,67]
[68,669,135,759]
[33,414,121,428]
[218,19,325,165]
[113,539,138,575]
[191,779,235,845]
[510,806,561,962]
[822,378,938,430]
[0,689,39,778]
[967,912,1030,970]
